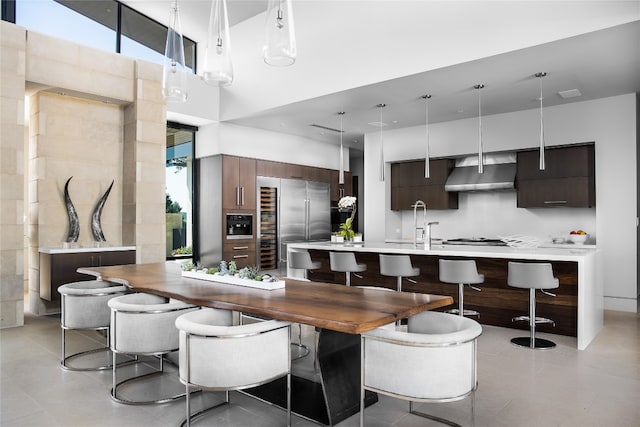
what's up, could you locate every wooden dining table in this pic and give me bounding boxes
[78,262,453,425]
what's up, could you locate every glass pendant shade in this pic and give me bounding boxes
[338,112,345,185]
[162,0,188,102]
[202,0,233,87]
[475,84,485,174]
[263,0,297,66]
[536,72,547,170]
[423,95,431,178]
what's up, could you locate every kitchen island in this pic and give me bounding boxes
[287,241,601,350]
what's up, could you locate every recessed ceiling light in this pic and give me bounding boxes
[558,89,582,99]
[457,109,464,113]
[368,121,388,127]
[391,120,398,124]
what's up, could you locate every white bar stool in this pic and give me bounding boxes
[439,259,484,317]
[329,252,366,286]
[379,254,420,292]
[508,261,559,349]
[58,280,128,371]
[289,250,322,279]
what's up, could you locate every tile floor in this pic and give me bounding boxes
[1,310,639,426]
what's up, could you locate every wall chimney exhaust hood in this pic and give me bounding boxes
[445,153,516,192]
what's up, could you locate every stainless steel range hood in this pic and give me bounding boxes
[444,153,516,192]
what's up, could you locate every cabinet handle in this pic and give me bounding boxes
[241,187,245,205]
[233,254,249,259]
[340,188,344,198]
[233,246,249,250]
[544,200,567,204]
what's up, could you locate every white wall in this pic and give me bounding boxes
[196,122,346,171]
[166,72,220,125]
[364,94,637,311]
[223,1,638,121]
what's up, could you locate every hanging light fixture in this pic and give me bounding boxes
[338,112,346,185]
[377,104,386,182]
[536,72,547,170]
[202,0,233,86]
[474,84,485,173]
[264,0,297,66]
[162,0,188,102]
[421,94,432,178]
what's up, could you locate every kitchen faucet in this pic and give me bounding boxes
[413,200,439,250]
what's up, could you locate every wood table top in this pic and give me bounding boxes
[78,262,453,334]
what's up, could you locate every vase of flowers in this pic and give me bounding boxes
[338,196,357,242]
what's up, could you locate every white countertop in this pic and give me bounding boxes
[288,240,596,262]
[39,245,136,254]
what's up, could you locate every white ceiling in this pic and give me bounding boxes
[123,1,640,152]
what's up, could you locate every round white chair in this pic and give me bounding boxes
[175,308,291,427]
[329,252,366,286]
[508,261,559,349]
[439,259,484,317]
[360,311,482,427]
[108,293,199,404]
[58,280,128,371]
[379,254,420,292]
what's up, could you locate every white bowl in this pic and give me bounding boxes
[568,234,588,245]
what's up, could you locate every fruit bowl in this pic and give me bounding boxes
[568,233,588,245]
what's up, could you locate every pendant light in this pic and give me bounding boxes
[421,94,432,178]
[536,72,547,170]
[338,112,346,185]
[264,0,297,66]
[162,0,188,102]
[202,0,233,86]
[474,84,485,173]
[377,104,386,182]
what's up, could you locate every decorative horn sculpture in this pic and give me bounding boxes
[64,177,80,243]
[91,180,114,242]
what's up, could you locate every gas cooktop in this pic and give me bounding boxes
[444,238,507,246]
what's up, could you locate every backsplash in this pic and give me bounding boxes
[396,190,596,243]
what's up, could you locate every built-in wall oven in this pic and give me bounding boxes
[226,214,253,239]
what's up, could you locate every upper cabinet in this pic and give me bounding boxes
[222,155,257,210]
[330,170,353,201]
[256,159,331,183]
[516,144,595,208]
[391,159,458,210]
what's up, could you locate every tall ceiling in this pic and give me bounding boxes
[122,1,640,152]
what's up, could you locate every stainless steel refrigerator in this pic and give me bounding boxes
[257,176,331,272]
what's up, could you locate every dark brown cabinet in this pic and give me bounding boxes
[256,159,286,178]
[390,159,457,210]
[257,159,332,183]
[39,248,136,301]
[223,242,256,269]
[222,155,256,210]
[330,170,353,201]
[516,144,595,208]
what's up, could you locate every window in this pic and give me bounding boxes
[166,123,196,260]
[120,4,195,72]
[16,0,117,52]
[12,0,196,71]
